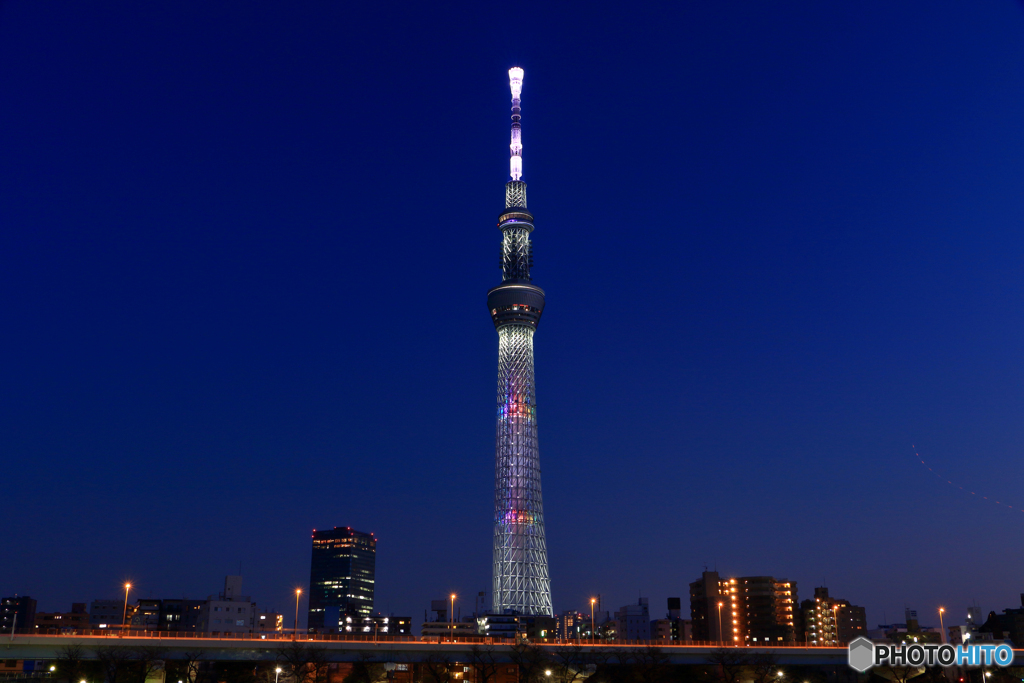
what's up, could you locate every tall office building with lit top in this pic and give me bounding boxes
[487,67,552,616]
[307,527,375,631]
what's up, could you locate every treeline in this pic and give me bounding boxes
[48,643,1024,683]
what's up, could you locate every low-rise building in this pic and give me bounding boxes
[89,599,135,629]
[1,596,37,634]
[422,600,477,639]
[557,610,587,639]
[130,599,162,630]
[34,603,89,632]
[159,599,204,632]
[615,598,650,640]
[651,597,690,642]
[196,576,256,635]
[867,609,942,644]
[323,607,411,636]
[257,610,284,633]
[977,596,1024,647]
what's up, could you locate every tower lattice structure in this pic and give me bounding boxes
[487,67,552,617]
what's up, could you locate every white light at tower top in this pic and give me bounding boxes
[509,67,524,97]
[509,67,524,181]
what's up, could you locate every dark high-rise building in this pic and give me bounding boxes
[489,66,552,617]
[733,576,798,644]
[689,571,726,642]
[1,596,37,634]
[307,527,376,631]
[689,572,798,644]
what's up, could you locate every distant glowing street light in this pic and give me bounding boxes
[275,667,283,683]
[294,589,302,640]
[450,594,456,642]
[938,608,946,645]
[832,604,841,645]
[122,583,132,631]
[545,671,552,677]
[717,602,724,644]
[590,598,596,643]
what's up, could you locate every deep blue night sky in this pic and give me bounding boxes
[4,1,1024,631]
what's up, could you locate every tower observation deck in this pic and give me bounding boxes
[487,67,552,617]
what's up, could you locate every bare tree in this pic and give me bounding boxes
[180,651,207,683]
[278,643,330,683]
[509,642,550,683]
[469,645,502,683]
[579,648,615,683]
[419,652,453,683]
[129,647,163,683]
[56,645,87,683]
[627,647,672,683]
[548,644,587,683]
[704,649,751,683]
[342,652,388,683]
[95,647,134,683]
[749,652,780,683]
[871,666,922,683]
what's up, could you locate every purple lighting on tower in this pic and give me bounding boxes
[486,67,552,616]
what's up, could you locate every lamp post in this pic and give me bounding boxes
[450,594,456,643]
[717,602,723,645]
[122,583,132,632]
[294,589,302,640]
[275,668,282,683]
[590,598,596,644]
[938,608,946,645]
[832,604,841,646]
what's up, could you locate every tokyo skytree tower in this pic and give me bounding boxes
[487,67,552,616]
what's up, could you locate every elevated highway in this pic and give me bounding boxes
[1,633,858,666]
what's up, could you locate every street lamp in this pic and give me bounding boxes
[590,598,596,643]
[294,589,302,640]
[450,594,456,642]
[275,667,282,683]
[938,608,946,645]
[717,602,724,644]
[832,604,841,646]
[122,583,132,632]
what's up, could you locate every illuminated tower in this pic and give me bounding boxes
[487,67,552,616]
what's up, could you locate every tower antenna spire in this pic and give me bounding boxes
[509,67,524,181]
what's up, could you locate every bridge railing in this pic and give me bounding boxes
[8,631,848,649]
[12,630,417,642]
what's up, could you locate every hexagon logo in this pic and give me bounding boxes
[848,637,875,672]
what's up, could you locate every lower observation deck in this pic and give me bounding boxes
[487,281,545,329]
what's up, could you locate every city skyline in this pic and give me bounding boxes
[4,1,1024,630]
